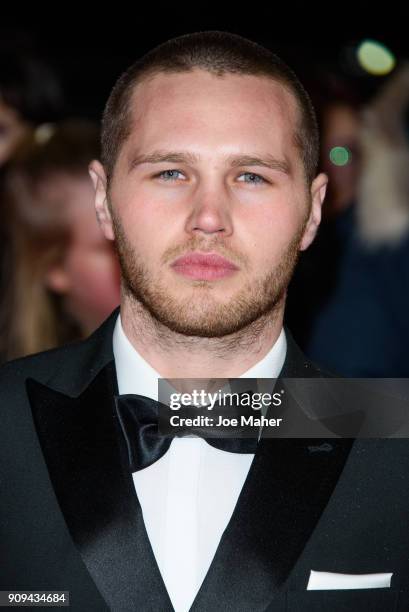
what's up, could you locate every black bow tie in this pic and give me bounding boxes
[114,393,258,472]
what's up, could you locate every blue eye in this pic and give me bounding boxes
[155,169,184,181]
[238,172,266,184]
[153,170,267,184]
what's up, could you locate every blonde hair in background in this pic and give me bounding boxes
[0,119,100,361]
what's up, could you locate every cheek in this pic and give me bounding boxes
[115,196,177,263]
[112,181,307,267]
[242,194,305,256]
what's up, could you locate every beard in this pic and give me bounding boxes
[111,207,308,339]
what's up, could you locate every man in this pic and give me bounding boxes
[0,31,408,612]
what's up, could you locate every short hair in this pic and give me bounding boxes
[101,30,319,185]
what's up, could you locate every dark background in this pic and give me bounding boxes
[2,5,409,119]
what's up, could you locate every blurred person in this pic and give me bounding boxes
[0,44,67,341]
[286,75,366,349]
[0,119,120,361]
[320,101,362,217]
[304,65,409,376]
[299,72,368,219]
[287,66,409,375]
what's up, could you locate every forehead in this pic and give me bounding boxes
[121,69,301,162]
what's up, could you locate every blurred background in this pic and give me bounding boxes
[1,7,409,375]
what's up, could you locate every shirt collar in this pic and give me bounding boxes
[113,312,287,398]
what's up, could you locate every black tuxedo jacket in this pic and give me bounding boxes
[1,308,409,611]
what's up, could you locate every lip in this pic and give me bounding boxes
[171,252,239,280]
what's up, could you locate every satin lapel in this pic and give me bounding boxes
[191,330,354,612]
[26,360,174,612]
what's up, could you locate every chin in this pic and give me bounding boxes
[148,299,265,338]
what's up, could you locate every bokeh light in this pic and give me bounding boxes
[329,146,351,166]
[357,40,396,75]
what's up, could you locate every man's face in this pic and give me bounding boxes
[90,69,326,337]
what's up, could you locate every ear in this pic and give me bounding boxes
[299,173,328,251]
[88,159,115,241]
[44,264,71,294]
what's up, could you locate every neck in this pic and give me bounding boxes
[120,294,285,379]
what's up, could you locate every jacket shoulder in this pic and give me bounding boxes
[283,327,341,379]
[0,307,119,394]
[0,339,85,391]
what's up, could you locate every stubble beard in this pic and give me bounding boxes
[111,207,308,339]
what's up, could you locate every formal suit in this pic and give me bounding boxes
[1,307,409,611]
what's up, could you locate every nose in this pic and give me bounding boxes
[184,181,234,237]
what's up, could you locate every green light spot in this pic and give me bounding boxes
[329,146,351,166]
[357,40,396,75]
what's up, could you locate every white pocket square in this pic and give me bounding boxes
[307,570,393,590]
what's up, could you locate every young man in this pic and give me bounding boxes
[1,31,407,612]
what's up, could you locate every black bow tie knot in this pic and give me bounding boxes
[114,393,258,472]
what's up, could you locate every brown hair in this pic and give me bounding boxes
[0,119,100,361]
[101,30,319,186]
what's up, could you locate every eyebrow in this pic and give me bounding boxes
[127,149,291,175]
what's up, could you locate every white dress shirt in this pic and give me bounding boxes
[113,313,287,612]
